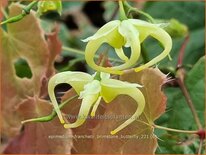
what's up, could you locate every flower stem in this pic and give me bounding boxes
[175,35,202,130]
[23,1,38,14]
[154,124,198,134]
[177,35,190,68]
[118,0,127,20]
[123,1,155,23]
[21,95,78,124]
[1,1,38,25]
[197,139,203,155]
[176,70,203,130]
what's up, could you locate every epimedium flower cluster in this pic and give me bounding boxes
[83,19,172,75]
[22,71,145,135]
[48,71,145,135]
[21,1,173,135]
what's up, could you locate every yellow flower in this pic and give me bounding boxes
[83,19,172,75]
[48,71,145,135]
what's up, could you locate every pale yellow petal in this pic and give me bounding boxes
[115,48,128,62]
[48,71,93,124]
[84,21,127,75]
[111,20,140,70]
[85,38,124,75]
[100,72,110,80]
[135,27,172,72]
[91,96,102,117]
[79,80,101,99]
[101,79,145,134]
[64,94,98,128]
[82,20,121,42]
[129,19,172,72]
[129,19,167,42]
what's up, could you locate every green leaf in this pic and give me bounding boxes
[144,2,205,30]
[156,57,205,154]
[142,2,205,71]
[144,28,205,70]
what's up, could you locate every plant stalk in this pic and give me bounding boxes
[118,0,127,20]
[154,124,198,134]
[21,95,78,124]
[176,34,202,130]
[176,70,203,130]
[1,1,38,25]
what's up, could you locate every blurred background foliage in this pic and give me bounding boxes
[9,1,205,154]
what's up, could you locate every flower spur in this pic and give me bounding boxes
[83,19,172,75]
[22,71,145,135]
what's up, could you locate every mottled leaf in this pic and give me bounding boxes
[0,3,62,138]
[1,2,71,153]
[1,3,47,137]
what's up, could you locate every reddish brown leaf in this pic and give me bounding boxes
[0,0,8,21]
[1,3,48,137]
[3,98,73,154]
[121,68,167,121]
[0,3,61,138]
[1,3,69,153]
[60,68,167,154]
[39,26,62,97]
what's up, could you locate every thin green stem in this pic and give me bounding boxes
[62,46,85,55]
[23,1,38,14]
[176,68,203,130]
[154,124,198,134]
[197,139,203,155]
[21,95,78,124]
[118,0,127,20]
[59,95,78,109]
[1,1,38,25]
[123,1,155,23]
[62,46,124,63]
[175,34,202,130]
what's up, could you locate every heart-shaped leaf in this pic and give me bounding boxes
[60,68,167,154]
